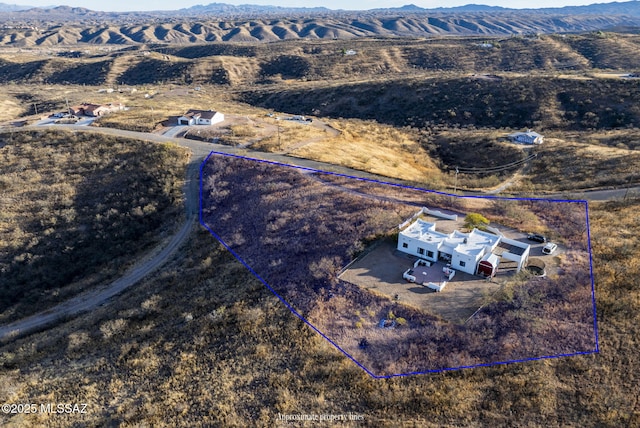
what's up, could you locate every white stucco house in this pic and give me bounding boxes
[178,109,225,126]
[397,219,530,276]
[508,129,544,145]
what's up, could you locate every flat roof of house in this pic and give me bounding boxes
[450,229,501,257]
[401,220,449,242]
[509,131,543,138]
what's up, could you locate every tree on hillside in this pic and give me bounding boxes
[464,212,489,230]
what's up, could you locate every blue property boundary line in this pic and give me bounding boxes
[199,151,600,378]
[198,153,377,378]
[585,201,600,353]
[202,150,588,204]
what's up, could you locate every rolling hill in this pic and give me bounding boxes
[2,33,640,86]
[2,1,640,46]
[1,15,639,46]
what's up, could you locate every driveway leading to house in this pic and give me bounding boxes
[163,125,186,138]
[75,117,97,126]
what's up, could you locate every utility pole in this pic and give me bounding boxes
[274,117,281,149]
[277,123,281,149]
[33,103,38,116]
[453,167,459,195]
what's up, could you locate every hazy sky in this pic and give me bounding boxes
[19,0,607,12]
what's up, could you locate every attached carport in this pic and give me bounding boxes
[494,237,530,272]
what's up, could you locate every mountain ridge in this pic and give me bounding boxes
[0,2,33,11]
[1,1,640,46]
[3,0,640,17]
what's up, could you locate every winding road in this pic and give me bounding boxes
[0,124,638,342]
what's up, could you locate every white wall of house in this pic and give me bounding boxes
[178,116,195,125]
[212,112,224,124]
[397,235,440,262]
[451,247,483,275]
[197,112,224,125]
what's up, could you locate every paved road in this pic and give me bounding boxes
[1,124,637,342]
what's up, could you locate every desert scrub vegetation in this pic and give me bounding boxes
[2,34,640,88]
[240,75,640,131]
[0,192,636,426]
[0,129,188,323]
[0,92,25,123]
[44,60,112,85]
[201,154,595,376]
[526,138,640,191]
[93,108,163,133]
[564,129,640,151]
[422,129,527,189]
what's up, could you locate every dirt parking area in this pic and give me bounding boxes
[340,240,505,324]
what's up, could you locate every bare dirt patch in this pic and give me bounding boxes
[340,241,503,323]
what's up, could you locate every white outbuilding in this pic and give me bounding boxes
[178,109,225,126]
[508,129,544,145]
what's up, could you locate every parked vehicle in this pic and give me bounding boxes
[54,115,79,124]
[527,233,546,243]
[542,242,558,255]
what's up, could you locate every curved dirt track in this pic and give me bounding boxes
[0,129,202,343]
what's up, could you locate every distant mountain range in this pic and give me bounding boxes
[0,2,33,11]
[1,0,640,16]
[181,2,332,14]
[1,1,640,46]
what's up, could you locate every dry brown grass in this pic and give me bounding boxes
[0,186,637,426]
[522,137,640,191]
[250,119,327,150]
[292,119,443,184]
[0,93,24,123]
[558,129,640,150]
[0,129,188,323]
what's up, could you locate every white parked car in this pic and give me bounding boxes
[542,242,558,255]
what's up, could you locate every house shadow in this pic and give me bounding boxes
[163,116,182,126]
[407,286,435,295]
